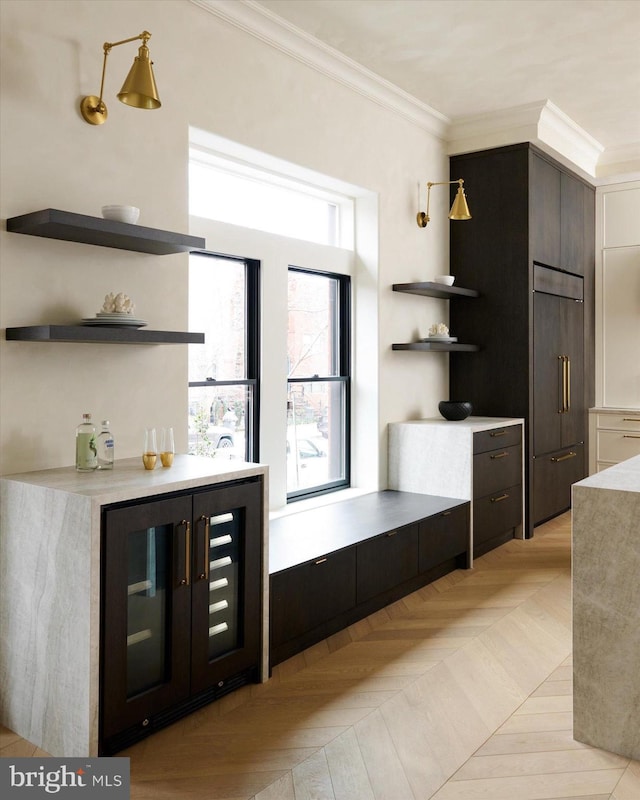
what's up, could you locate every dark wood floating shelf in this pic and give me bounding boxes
[392,342,479,352]
[6,326,205,345]
[392,282,479,299]
[6,209,205,255]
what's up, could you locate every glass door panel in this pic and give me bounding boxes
[126,525,170,697]
[190,480,262,693]
[101,494,191,749]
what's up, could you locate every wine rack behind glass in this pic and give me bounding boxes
[206,510,243,660]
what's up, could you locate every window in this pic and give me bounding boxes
[189,149,354,248]
[287,267,350,500]
[188,252,259,462]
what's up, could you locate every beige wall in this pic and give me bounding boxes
[595,181,640,409]
[0,0,451,482]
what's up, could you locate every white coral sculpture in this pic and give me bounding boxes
[428,322,449,337]
[101,292,135,314]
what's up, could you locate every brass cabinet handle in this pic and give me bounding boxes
[623,434,640,439]
[490,430,506,437]
[177,519,191,586]
[623,418,640,422]
[566,357,571,411]
[550,451,577,463]
[490,493,509,503]
[490,451,509,460]
[558,355,570,413]
[314,557,327,565]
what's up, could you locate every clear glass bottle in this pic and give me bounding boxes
[97,420,115,470]
[76,413,98,472]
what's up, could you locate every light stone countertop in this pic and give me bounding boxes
[2,453,267,502]
[572,454,640,761]
[388,416,524,432]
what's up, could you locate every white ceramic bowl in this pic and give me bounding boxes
[434,275,455,286]
[101,205,140,224]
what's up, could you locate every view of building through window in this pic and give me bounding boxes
[287,268,350,497]
[188,253,257,462]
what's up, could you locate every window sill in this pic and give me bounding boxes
[269,487,371,521]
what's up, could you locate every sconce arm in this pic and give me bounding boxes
[417,178,465,228]
[96,32,152,108]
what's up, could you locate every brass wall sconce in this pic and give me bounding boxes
[80,30,161,125]
[416,178,471,227]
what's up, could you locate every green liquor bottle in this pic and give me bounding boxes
[76,413,98,472]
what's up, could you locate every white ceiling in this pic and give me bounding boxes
[253,0,640,171]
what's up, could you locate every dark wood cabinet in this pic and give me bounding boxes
[472,427,523,556]
[450,143,594,535]
[533,290,586,455]
[101,477,263,754]
[270,549,356,649]
[419,505,469,572]
[269,492,470,668]
[356,524,419,603]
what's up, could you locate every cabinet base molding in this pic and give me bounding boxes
[101,666,259,755]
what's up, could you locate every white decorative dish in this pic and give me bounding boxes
[82,316,147,328]
[419,336,458,343]
[434,275,455,286]
[101,205,140,224]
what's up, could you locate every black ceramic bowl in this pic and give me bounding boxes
[438,401,472,421]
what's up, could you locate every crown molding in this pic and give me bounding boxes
[189,0,450,139]
[447,100,605,178]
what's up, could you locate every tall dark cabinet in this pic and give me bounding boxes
[449,143,595,536]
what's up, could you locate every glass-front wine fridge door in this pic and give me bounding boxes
[101,495,192,745]
[191,480,262,692]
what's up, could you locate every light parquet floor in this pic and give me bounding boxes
[2,512,638,799]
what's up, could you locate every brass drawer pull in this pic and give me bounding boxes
[440,510,452,517]
[623,418,640,422]
[385,530,398,537]
[490,430,506,437]
[550,451,577,463]
[491,493,509,503]
[490,451,509,460]
[623,434,640,439]
[314,557,327,565]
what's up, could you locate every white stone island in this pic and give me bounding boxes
[0,455,268,757]
[572,454,640,760]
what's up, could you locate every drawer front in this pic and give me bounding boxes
[533,443,585,525]
[419,504,469,573]
[473,443,522,499]
[356,524,418,604]
[596,413,640,432]
[270,548,356,647]
[473,425,522,455]
[597,429,640,463]
[473,485,522,549]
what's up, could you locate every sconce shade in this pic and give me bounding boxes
[117,43,161,109]
[448,185,471,220]
[417,178,471,227]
